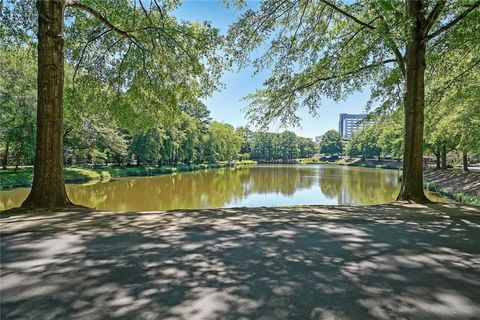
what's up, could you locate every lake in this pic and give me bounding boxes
[0,165,425,211]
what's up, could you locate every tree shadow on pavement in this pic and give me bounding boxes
[1,203,480,319]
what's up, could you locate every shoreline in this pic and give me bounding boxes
[0,160,398,191]
[0,161,257,190]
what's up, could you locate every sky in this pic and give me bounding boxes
[173,0,371,139]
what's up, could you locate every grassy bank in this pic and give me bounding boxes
[0,168,106,190]
[296,158,402,170]
[424,182,480,205]
[0,161,257,190]
[423,169,480,205]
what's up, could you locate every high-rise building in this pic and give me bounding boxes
[314,135,322,143]
[338,113,373,140]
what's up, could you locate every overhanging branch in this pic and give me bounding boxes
[73,28,112,85]
[320,0,375,30]
[67,0,143,49]
[427,0,480,40]
[289,58,396,94]
[425,0,447,34]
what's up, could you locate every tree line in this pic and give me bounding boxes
[0,47,242,168]
[1,47,322,168]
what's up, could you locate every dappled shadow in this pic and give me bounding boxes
[424,169,480,196]
[1,203,480,319]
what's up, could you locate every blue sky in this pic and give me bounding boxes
[173,0,370,138]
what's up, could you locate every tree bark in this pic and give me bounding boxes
[441,144,447,169]
[2,140,9,170]
[22,0,72,208]
[434,150,441,170]
[397,0,430,203]
[463,152,469,172]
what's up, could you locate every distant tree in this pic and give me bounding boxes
[347,126,381,160]
[204,122,242,162]
[251,132,274,161]
[319,130,343,157]
[176,113,200,164]
[180,100,212,132]
[377,113,404,160]
[235,126,253,155]
[297,137,317,158]
[278,131,298,162]
[64,116,128,166]
[129,128,165,166]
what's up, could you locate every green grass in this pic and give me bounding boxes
[0,162,255,190]
[350,162,401,170]
[296,158,403,171]
[233,160,257,166]
[0,169,34,189]
[296,158,343,165]
[0,167,104,189]
[424,181,480,205]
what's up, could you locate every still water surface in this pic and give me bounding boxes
[0,165,411,211]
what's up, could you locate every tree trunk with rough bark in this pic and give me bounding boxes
[441,144,447,170]
[397,0,430,203]
[22,0,72,208]
[463,152,469,172]
[434,150,441,170]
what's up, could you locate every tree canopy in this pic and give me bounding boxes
[319,130,343,156]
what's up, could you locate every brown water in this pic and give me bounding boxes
[0,165,421,211]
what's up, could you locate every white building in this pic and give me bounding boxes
[338,113,374,140]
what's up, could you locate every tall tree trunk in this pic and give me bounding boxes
[434,150,440,169]
[463,152,469,172]
[22,0,72,208]
[441,144,447,169]
[2,140,9,170]
[397,0,430,203]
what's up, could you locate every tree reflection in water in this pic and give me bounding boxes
[0,165,403,211]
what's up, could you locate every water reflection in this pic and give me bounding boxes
[0,165,407,211]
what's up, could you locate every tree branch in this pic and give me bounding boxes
[377,14,405,77]
[427,0,480,40]
[427,59,480,106]
[320,0,375,30]
[73,28,112,85]
[289,58,396,94]
[425,0,447,34]
[67,0,143,49]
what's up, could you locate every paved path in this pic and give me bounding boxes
[1,203,480,320]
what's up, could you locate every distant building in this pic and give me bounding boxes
[314,135,322,143]
[338,113,374,140]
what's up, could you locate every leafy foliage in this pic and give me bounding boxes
[0,47,37,169]
[228,0,480,127]
[319,130,344,156]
